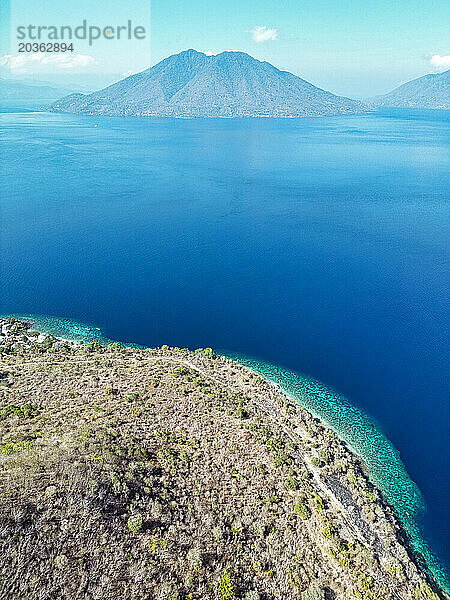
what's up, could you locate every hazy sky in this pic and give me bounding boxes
[1,0,449,96]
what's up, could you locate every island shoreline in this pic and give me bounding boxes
[1,315,448,596]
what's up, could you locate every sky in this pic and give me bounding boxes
[0,0,449,97]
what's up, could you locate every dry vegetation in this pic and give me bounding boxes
[0,318,446,600]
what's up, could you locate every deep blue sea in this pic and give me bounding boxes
[1,107,449,586]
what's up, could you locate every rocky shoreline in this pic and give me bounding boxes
[0,317,447,599]
[0,317,81,351]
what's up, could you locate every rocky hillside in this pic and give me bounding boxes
[50,49,367,118]
[0,318,446,600]
[370,70,449,109]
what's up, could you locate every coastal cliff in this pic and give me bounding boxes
[0,318,446,599]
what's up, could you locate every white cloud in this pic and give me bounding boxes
[251,26,278,43]
[429,54,450,72]
[0,53,96,73]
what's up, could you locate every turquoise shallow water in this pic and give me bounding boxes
[7,313,449,591]
[6,313,142,347]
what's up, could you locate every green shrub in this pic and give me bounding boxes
[273,451,289,467]
[236,405,249,419]
[195,347,215,358]
[86,341,103,352]
[294,501,311,520]
[321,521,337,538]
[127,513,143,533]
[1,402,39,419]
[314,495,325,513]
[218,570,234,599]
[108,342,123,350]
[357,573,374,591]
[1,440,35,454]
[285,476,299,490]
[364,491,377,503]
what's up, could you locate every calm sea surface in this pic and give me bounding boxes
[1,107,449,585]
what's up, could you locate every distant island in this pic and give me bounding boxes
[50,49,367,118]
[0,77,75,103]
[369,70,449,110]
[0,317,447,600]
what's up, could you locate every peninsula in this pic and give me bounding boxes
[0,318,446,600]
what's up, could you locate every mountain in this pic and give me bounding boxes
[369,70,449,109]
[50,49,367,117]
[0,78,75,102]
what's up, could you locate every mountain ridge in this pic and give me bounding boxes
[369,70,449,109]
